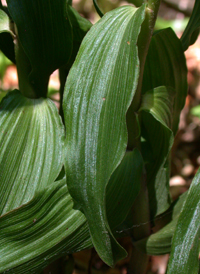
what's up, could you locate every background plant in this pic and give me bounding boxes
[0,0,200,273]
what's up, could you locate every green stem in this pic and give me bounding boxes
[128,171,151,273]
[93,0,104,17]
[15,38,37,98]
[131,179,151,239]
[127,248,149,274]
[147,0,161,11]
[15,28,48,98]
[126,1,161,273]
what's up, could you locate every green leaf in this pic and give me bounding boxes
[59,6,92,114]
[68,6,92,43]
[107,148,144,229]
[0,90,64,215]
[134,192,187,255]
[0,178,91,274]
[0,150,144,273]
[0,9,13,35]
[167,168,200,273]
[142,28,187,134]
[7,0,73,97]
[65,6,92,69]
[181,0,200,51]
[140,86,174,217]
[63,5,146,266]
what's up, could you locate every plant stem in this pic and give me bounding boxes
[127,248,149,274]
[128,170,151,273]
[15,37,37,98]
[15,28,49,98]
[15,37,49,98]
[126,1,161,273]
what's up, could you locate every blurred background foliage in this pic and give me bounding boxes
[1,0,200,273]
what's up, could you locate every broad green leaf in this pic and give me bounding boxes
[59,6,92,119]
[63,5,146,266]
[0,178,91,274]
[142,28,187,134]
[64,6,92,70]
[68,6,92,43]
[107,148,144,229]
[149,158,171,216]
[167,168,200,273]
[134,192,187,255]
[0,150,144,273]
[0,90,64,215]
[140,86,174,217]
[6,0,73,97]
[181,0,200,51]
[60,6,92,69]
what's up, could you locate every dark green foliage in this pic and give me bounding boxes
[0,0,199,273]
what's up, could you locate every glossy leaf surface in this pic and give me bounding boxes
[0,149,144,273]
[142,28,187,134]
[0,90,64,215]
[167,168,200,273]
[0,178,90,274]
[135,192,187,255]
[181,0,200,51]
[140,86,174,217]
[63,5,146,266]
[6,0,73,96]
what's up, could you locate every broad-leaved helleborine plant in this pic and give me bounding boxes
[0,0,200,273]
